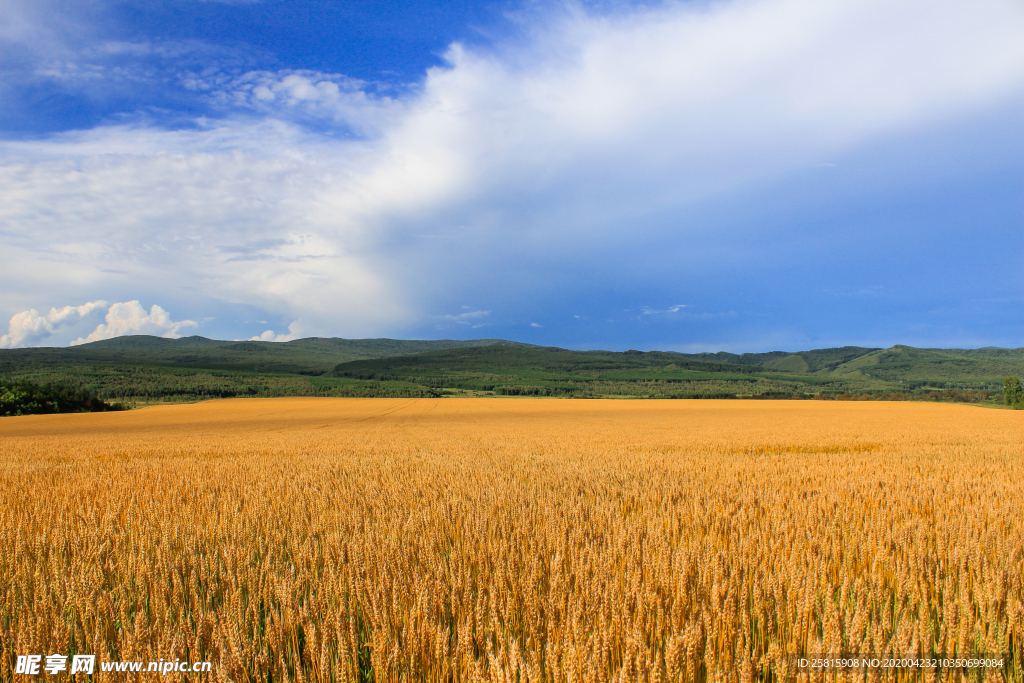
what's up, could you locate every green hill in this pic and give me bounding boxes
[791,346,1024,389]
[691,347,881,372]
[1,335,1020,405]
[330,345,809,398]
[334,345,765,377]
[332,344,1019,400]
[0,336,533,403]
[1,335,531,375]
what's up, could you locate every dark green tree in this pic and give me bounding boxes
[0,379,124,416]
[0,385,41,416]
[1004,376,1023,409]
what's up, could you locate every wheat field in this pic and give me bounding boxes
[0,398,1021,682]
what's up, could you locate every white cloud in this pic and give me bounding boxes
[1,0,1022,341]
[188,69,402,137]
[1,300,195,348]
[0,300,108,348]
[441,310,491,327]
[248,322,301,342]
[642,305,687,315]
[337,0,1024,226]
[69,301,197,345]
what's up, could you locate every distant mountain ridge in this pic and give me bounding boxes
[686,346,880,372]
[1,335,1020,404]
[330,343,1023,396]
[78,334,532,354]
[3,336,534,375]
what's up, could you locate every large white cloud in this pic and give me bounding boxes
[0,300,195,348]
[0,301,108,348]
[1,0,1022,343]
[70,301,197,345]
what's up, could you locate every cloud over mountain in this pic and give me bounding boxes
[0,301,196,348]
[0,301,108,349]
[1,0,1021,348]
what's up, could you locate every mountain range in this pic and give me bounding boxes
[1,336,1020,403]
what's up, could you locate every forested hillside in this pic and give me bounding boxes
[1,336,1020,406]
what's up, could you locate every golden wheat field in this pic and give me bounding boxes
[0,398,1021,682]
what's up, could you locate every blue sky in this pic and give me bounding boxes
[1,0,1022,351]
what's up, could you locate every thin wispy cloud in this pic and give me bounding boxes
[642,305,687,316]
[441,310,491,328]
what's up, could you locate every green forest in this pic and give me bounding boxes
[1,335,1021,411]
[0,379,125,416]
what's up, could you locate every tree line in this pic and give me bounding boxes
[0,379,126,417]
